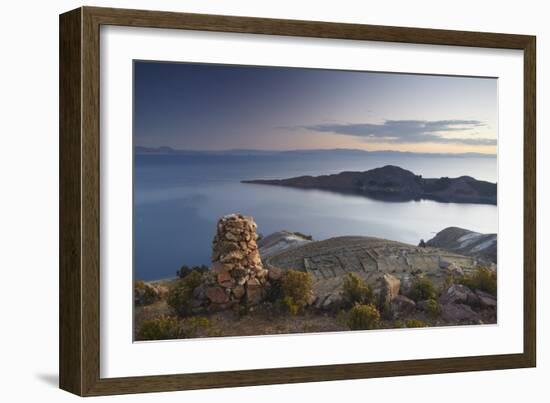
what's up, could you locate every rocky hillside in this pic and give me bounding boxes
[243,165,497,204]
[135,217,497,341]
[262,235,480,309]
[257,230,313,258]
[426,227,497,263]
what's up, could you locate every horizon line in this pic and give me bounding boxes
[134,145,497,157]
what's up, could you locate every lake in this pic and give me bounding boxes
[134,151,498,280]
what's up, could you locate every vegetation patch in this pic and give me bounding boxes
[167,271,203,317]
[137,315,183,340]
[408,276,437,302]
[176,264,208,279]
[342,272,373,307]
[459,266,497,296]
[134,280,159,306]
[281,269,313,315]
[347,303,381,330]
[405,319,427,328]
[423,298,441,318]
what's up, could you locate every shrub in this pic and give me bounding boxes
[342,272,373,307]
[134,280,159,306]
[459,267,497,296]
[408,277,437,302]
[167,271,203,317]
[137,315,183,340]
[405,319,427,328]
[393,320,404,328]
[180,316,219,338]
[347,303,381,330]
[281,269,313,315]
[423,298,441,318]
[176,264,208,279]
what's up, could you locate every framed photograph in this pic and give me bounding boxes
[59,6,536,396]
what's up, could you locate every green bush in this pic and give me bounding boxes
[281,269,313,315]
[137,315,183,340]
[423,298,441,318]
[408,277,437,302]
[347,303,381,330]
[459,267,497,296]
[405,319,427,328]
[167,271,203,317]
[342,272,373,307]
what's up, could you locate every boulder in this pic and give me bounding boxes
[315,290,344,311]
[475,290,497,309]
[440,261,465,277]
[246,278,264,305]
[211,261,227,274]
[232,285,245,299]
[439,284,480,307]
[217,270,234,286]
[390,295,416,319]
[441,303,480,322]
[367,272,401,305]
[268,266,283,281]
[205,286,228,304]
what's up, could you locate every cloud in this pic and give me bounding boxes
[302,119,496,146]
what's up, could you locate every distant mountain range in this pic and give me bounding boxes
[243,165,497,205]
[134,146,495,159]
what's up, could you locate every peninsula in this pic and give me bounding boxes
[242,165,497,204]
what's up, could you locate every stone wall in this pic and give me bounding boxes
[205,214,269,309]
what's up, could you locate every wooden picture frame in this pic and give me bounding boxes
[59,6,536,396]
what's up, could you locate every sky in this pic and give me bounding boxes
[134,61,497,154]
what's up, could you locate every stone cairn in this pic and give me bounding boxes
[204,214,269,310]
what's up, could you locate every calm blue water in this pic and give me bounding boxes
[134,152,497,280]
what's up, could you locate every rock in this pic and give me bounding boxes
[220,250,246,262]
[382,273,401,301]
[268,267,283,281]
[306,291,317,306]
[390,295,416,318]
[217,270,233,285]
[192,284,207,300]
[205,286,228,304]
[153,285,169,300]
[476,290,497,309]
[441,303,480,322]
[232,285,245,299]
[256,268,269,279]
[445,262,464,277]
[439,284,480,307]
[367,272,400,305]
[246,278,264,305]
[317,291,343,311]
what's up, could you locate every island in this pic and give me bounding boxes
[242,165,497,205]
